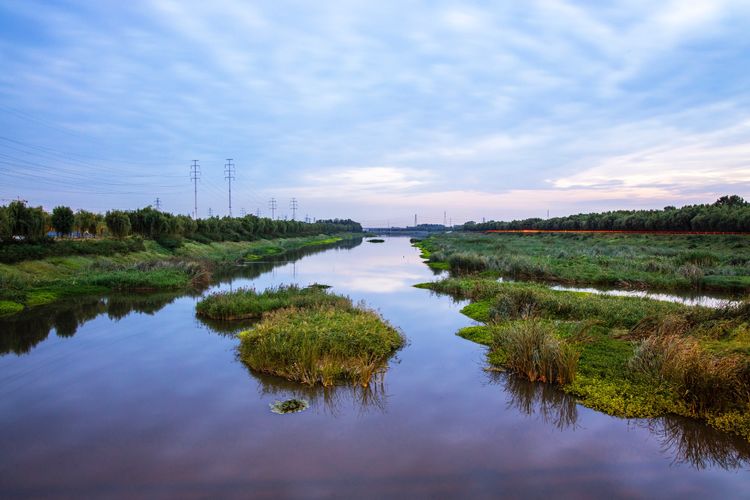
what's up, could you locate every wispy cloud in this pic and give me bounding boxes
[0,0,749,220]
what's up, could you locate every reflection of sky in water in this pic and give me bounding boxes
[549,284,737,308]
[0,236,749,497]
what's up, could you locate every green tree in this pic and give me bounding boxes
[51,206,75,237]
[74,209,99,236]
[105,210,131,239]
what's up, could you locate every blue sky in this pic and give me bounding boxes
[1,0,749,226]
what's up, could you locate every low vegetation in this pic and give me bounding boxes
[367,239,385,243]
[238,302,405,387]
[418,276,750,442]
[0,234,358,316]
[196,284,349,320]
[416,230,750,292]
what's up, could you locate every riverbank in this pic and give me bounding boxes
[414,232,750,293]
[417,276,750,442]
[0,234,359,316]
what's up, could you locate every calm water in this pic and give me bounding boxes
[1,237,749,498]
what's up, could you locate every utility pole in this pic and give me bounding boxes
[224,158,235,217]
[269,198,277,219]
[190,160,200,219]
[154,197,161,210]
[290,198,298,220]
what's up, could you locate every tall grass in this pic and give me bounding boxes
[630,334,750,412]
[492,321,579,385]
[238,304,405,387]
[196,284,350,320]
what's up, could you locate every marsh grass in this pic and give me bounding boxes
[238,304,405,387]
[416,232,750,292]
[630,334,750,413]
[269,398,309,414]
[492,321,579,384]
[196,284,350,320]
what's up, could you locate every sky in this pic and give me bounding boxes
[1,0,749,227]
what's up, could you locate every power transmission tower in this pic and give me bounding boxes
[190,160,200,219]
[414,214,418,227]
[256,208,261,217]
[224,158,235,217]
[290,198,298,220]
[154,197,161,210]
[208,207,213,217]
[269,198,277,219]
[444,211,447,226]
[240,207,246,217]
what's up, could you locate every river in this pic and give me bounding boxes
[0,236,748,498]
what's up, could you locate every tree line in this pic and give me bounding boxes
[0,201,362,244]
[463,195,750,233]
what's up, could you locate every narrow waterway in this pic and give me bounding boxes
[0,237,748,498]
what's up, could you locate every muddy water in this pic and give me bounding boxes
[0,237,748,498]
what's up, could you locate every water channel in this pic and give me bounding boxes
[1,237,748,498]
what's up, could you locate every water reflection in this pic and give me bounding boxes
[549,284,738,308]
[250,369,388,416]
[639,416,750,470]
[0,293,181,355]
[489,370,750,471]
[488,371,579,431]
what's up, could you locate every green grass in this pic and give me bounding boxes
[416,232,750,292]
[0,233,358,316]
[238,302,405,387]
[0,300,23,316]
[418,277,750,442]
[196,284,351,320]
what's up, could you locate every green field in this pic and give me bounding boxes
[415,232,750,292]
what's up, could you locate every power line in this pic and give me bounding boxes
[190,160,200,219]
[290,198,298,220]
[269,198,277,220]
[224,158,235,217]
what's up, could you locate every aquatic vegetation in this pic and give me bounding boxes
[493,320,578,384]
[367,239,385,243]
[269,398,309,414]
[238,304,405,387]
[196,285,350,320]
[419,275,750,441]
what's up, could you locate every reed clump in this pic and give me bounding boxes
[238,304,405,387]
[492,321,579,385]
[630,334,750,413]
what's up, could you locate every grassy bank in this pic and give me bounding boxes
[416,232,750,292]
[0,234,358,317]
[417,277,750,441]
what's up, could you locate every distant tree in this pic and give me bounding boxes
[51,206,75,237]
[714,195,746,207]
[0,206,11,241]
[74,209,99,236]
[105,210,131,239]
